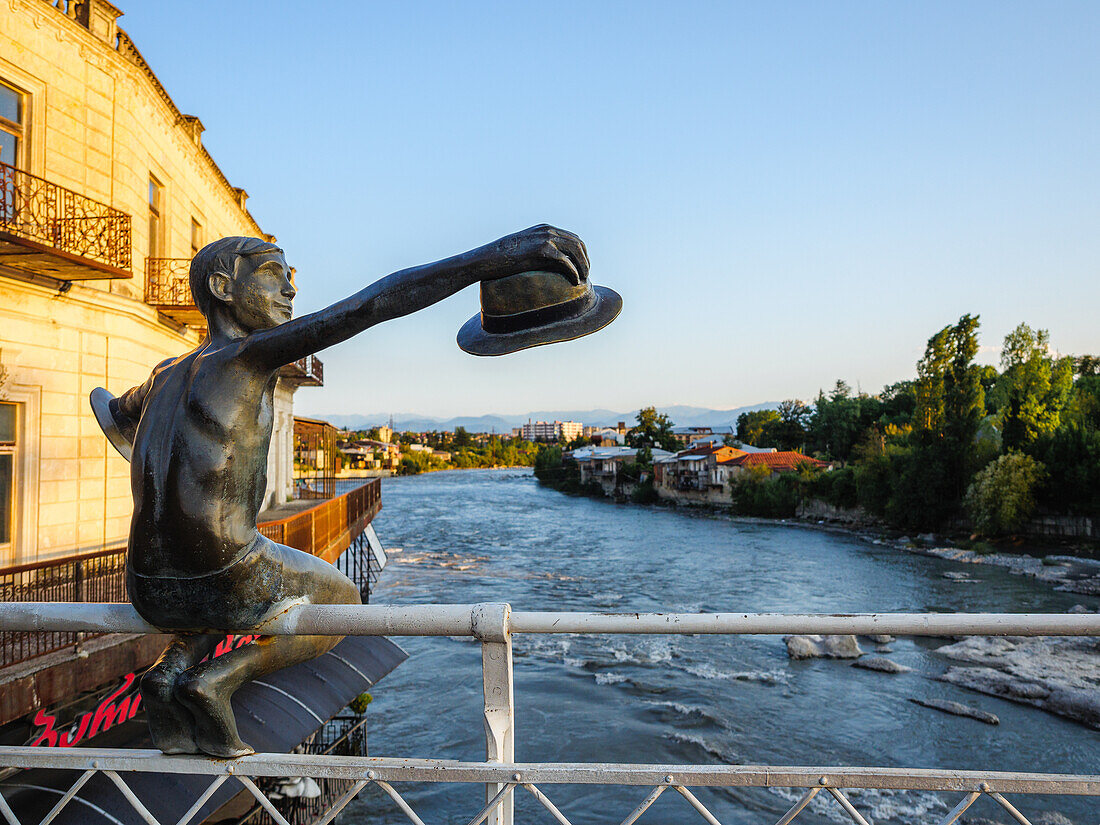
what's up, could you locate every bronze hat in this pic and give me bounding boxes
[457,270,622,357]
[89,387,135,463]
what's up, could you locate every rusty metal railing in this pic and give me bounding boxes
[143,257,193,306]
[0,480,380,668]
[0,161,131,274]
[258,479,380,562]
[0,604,1097,825]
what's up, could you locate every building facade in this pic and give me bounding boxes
[0,1,319,565]
[522,420,584,442]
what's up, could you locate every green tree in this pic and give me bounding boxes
[736,409,780,446]
[964,452,1046,536]
[1027,423,1100,516]
[807,380,886,461]
[880,380,918,427]
[764,399,811,451]
[997,323,1074,449]
[1068,375,1100,430]
[872,315,987,528]
[453,426,473,448]
[1074,355,1100,376]
[626,407,678,452]
[914,314,984,449]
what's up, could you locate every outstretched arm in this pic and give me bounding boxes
[241,225,589,370]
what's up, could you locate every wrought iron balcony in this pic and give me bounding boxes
[279,353,324,386]
[0,161,132,280]
[144,257,205,326]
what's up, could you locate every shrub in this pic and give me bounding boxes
[964,452,1046,536]
[730,468,800,518]
[884,443,959,530]
[805,466,857,509]
[631,478,660,504]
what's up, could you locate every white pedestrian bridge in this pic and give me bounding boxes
[0,602,1097,825]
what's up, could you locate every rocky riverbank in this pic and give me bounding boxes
[897,541,1100,596]
[935,635,1100,729]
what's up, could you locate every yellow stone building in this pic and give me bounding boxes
[0,0,319,566]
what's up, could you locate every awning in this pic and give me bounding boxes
[2,635,406,824]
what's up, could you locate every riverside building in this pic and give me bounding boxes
[0,0,316,567]
[0,5,399,822]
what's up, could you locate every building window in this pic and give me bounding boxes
[0,80,25,168]
[0,402,16,556]
[148,175,163,258]
[190,217,202,256]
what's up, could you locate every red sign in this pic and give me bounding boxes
[29,634,258,747]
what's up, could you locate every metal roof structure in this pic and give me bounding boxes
[3,635,406,824]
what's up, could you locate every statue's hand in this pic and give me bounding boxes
[493,224,590,285]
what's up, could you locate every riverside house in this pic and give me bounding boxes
[655,443,829,505]
[570,445,673,490]
[0,5,399,822]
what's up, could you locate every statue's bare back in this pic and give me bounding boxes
[125,347,277,577]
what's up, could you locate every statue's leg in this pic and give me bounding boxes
[173,542,361,758]
[140,634,220,754]
[174,632,345,757]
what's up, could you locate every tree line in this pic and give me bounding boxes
[349,427,541,475]
[732,315,1099,534]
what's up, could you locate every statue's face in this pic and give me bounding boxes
[229,252,296,330]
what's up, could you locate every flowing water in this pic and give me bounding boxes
[345,470,1099,825]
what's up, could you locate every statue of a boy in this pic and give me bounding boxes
[101,226,589,757]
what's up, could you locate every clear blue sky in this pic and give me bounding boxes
[123,1,1099,419]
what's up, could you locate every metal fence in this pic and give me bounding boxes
[143,257,193,306]
[0,160,131,274]
[241,715,369,825]
[0,480,380,668]
[258,480,381,561]
[0,603,1097,825]
[0,549,126,667]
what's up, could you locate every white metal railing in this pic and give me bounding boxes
[1,602,1098,825]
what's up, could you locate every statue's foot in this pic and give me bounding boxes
[174,670,254,759]
[198,739,255,759]
[151,725,200,755]
[141,663,200,754]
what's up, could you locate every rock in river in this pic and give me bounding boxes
[934,636,1100,729]
[852,656,911,674]
[784,634,863,659]
[909,697,999,725]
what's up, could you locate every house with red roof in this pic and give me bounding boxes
[653,444,830,505]
[716,450,830,485]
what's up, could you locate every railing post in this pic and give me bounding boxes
[472,603,514,825]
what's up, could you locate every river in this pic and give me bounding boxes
[344,470,1099,825]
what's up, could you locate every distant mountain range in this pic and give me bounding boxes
[317,404,779,433]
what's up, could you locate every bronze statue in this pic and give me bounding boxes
[90,226,618,758]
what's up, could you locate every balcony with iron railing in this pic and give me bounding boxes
[0,161,132,280]
[143,257,203,326]
[0,604,1097,825]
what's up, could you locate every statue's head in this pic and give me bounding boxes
[189,237,294,331]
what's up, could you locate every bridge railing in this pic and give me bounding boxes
[0,603,1097,825]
